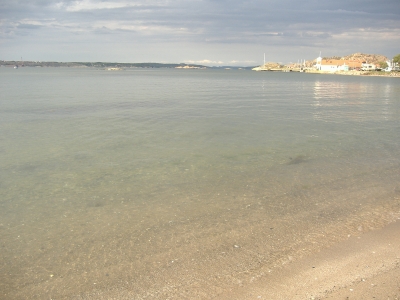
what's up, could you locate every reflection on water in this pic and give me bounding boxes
[0,68,400,299]
[312,78,399,122]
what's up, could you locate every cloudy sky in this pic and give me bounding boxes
[1,0,399,66]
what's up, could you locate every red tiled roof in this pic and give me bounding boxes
[321,59,362,68]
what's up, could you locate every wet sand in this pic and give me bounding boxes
[221,220,400,299]
[73,216,400,300]
[60,219,400,300]
[2,158,399,300]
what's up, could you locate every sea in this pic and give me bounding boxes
[1,67,400,299]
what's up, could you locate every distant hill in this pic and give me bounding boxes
[252,62,283,71]
[323,53,388,64]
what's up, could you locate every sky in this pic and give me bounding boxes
[1,0,400,66]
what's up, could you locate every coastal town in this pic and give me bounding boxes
[252,52,400,76]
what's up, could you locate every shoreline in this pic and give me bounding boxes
[220,219,400,299]
[305,69,400,78]
[253,68,400,77]
[3,64,400,77]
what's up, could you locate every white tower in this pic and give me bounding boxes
[315,51,322,70]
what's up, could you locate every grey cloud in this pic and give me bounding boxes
[17,23,43,29]
[3,1,399,33]
[1,0,399,63]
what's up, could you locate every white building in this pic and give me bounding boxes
[315,59,350,72]
[314,54,322,70]
[361,63,376,71]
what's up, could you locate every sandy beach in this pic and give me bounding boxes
[33,216,399,300]
[220,220,400,299]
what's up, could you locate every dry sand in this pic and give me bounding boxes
[221,220,400,299]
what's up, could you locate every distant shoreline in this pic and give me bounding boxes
[0,60,206,69]
[0,60,254,70]
[2,61,399,76]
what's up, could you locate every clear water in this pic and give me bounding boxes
[1,67,400,299]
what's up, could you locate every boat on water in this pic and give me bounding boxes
[14,65,18,69]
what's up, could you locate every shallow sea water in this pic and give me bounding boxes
[1,67,400,299]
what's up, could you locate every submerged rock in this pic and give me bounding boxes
[287,155,308,165]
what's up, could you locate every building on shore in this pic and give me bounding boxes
[314,54,363,72]
[383,59,400,72]
[361,63,377,71]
